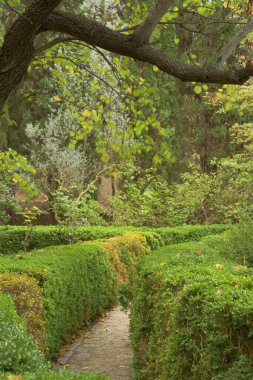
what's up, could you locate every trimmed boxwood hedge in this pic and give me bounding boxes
[0,226,130,255]
[89,233,152,307]
[0,225,227,255]
[0,244,116,358]
[0,293,46,374]
[0,232,158,362]
[87,234,151,286]
[131,241,253,380]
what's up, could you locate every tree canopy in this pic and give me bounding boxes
[0,0,253,111]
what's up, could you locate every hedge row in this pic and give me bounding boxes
[0,233,151,364]
[155,224,227,245]
[0,226,130,255]
[88,234,150,285]
[0,293,105,380]
[131,241,253,380]
[0,244,116,358]
[0,224,227,255]
[90,234,151,307]
[0,225,229,377]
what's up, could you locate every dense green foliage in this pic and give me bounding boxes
[0,293,46,374]
[0,244,116,358]
[51,187,107,226]
[0,182,18,224]
[131,238,253,379]
[110,156,253,226]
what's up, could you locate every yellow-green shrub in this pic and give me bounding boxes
[84,233,150,307]
[0,273,45,346]
[97,234,150,285]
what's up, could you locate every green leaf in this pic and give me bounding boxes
[194,85,202,94]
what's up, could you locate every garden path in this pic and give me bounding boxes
[55,306,133,380]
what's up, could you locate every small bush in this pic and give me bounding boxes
[0,273,45,346]
[0,293,46,374]
[0,182,19,225]
[51,187,107,226]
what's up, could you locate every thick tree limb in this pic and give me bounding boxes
[41,10,253,85]
[132,0,175,46]
[217,18,253,68]
[0,0,62,110]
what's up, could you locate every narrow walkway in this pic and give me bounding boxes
[55,306,133,380]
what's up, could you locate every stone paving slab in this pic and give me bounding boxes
[55,306,133,380]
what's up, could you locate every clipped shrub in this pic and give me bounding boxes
[0,244,116,358]
[92,234,150,285]
[0,293,46,374]
[131,242,253,380]
[137,231,163,251]
[0,273,45,346]
[87,233,151,308]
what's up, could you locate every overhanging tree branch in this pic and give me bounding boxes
[41,10,253,85]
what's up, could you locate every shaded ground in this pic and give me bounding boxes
[55,306,133,380]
